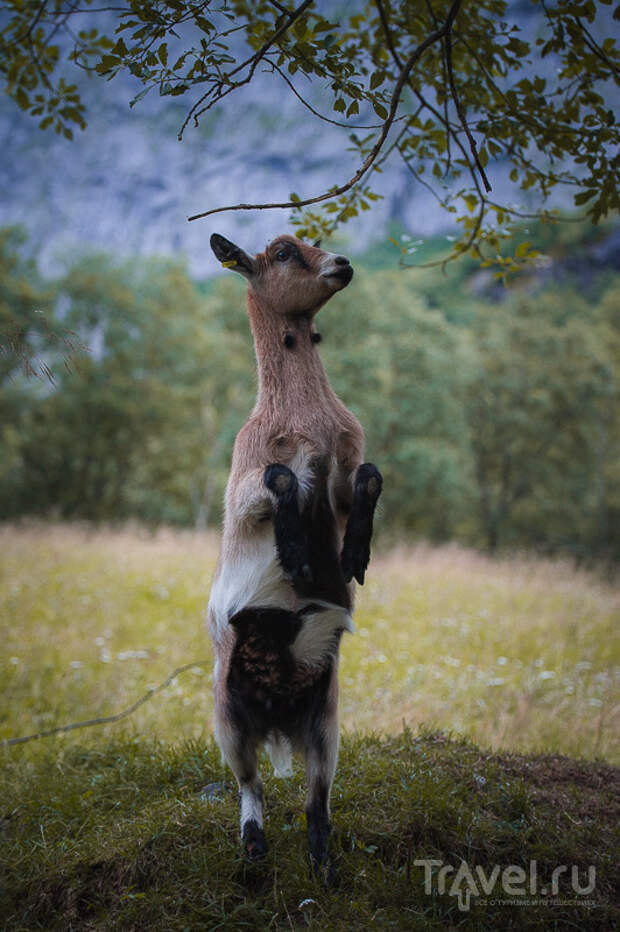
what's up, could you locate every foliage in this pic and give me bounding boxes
[0,226,80,384]
[1,222,619,557]
[465,287,620,553]
[1,1,618,262]
[0,251,253,524]
[322,271,474,538]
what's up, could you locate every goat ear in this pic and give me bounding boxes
[313,238,322,248]
[210,233,256,278]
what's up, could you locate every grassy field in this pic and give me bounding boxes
[1,524,619,929]
[1,524,618,759]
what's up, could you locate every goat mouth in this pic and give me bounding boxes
[324,266,354,286]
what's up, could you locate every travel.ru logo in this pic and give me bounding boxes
[414,859,596,912]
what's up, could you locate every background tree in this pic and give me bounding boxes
[464,284,620,554]
[3,219,618,558]
[1,0,618,265]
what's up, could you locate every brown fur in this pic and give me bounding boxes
[221,236,364,556]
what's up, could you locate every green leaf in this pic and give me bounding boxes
[515,240,530,259]
[158,44,168,67]
[373,101,388,120]
[130,87,149,108]
[333,98,346,113]
[15,87,29,110]
[574,189,596,205]
[370,70,385,90]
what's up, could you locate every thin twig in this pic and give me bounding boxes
[12,0,49,44]
[444,28,492,191]
[188,0,463,222]
[572,16,620,78]
[179,0,313,139]
[267,58,390,130]
[1,660,211,748]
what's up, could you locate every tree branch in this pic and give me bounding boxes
[266,57,389,130]
[444,28,492,192]
[0,660,211,747]
[188,0,463,222]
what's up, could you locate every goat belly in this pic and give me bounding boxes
[225,605,345,741]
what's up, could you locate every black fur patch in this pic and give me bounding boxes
[301,471,351,610]
[340,463,383,585]
[306,779,336,883]
[264,463,312,583]
[227,606,337,744]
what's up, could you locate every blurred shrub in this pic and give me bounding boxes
[1,225,618,560]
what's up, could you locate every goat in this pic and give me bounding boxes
[207,232,382,877]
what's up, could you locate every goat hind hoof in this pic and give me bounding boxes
[310,855,338,887]
[243,820,267,861]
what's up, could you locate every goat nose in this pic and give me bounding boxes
[335,255,350,266]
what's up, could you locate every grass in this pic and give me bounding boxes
[1,523,619,929]
[2,733,618,929]
[1,524,618,759]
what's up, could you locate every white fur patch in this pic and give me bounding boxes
[288,445,314,506]
[291,601,354,668]
[209,447,317,635]
[319,251,346,276]
[265,731,293,777]
[240,785,263,829]
[208,532,294,635]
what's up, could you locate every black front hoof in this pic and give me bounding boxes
[356,463,383,502]
[243,819,267,861]
[341,546,369,586]
[264,463,297,498]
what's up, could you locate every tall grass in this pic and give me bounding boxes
[1,524,618,761]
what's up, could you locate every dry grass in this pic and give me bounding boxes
[1,523,618,761]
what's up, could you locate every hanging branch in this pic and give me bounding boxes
[444,26,492,192]
[187,0,463,222]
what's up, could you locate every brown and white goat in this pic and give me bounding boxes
[207,232,382,876]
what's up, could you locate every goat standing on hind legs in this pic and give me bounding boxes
[207,232,382,880]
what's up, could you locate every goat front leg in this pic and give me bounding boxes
[340,463,383,585]
[264,463,312,583]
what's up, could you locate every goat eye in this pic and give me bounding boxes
[275,248,290,262]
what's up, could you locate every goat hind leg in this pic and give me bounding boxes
[216,716,267,860]
[304,703,339,884]
[341,463,383,585]
[264,463,312,582]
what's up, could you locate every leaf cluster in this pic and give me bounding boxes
[1,1,618,265]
